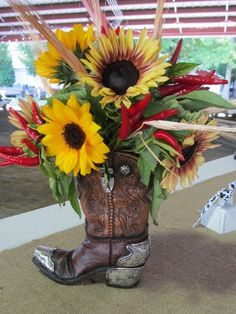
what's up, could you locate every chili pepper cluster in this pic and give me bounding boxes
[0,101,42,167]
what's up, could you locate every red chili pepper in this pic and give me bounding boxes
[174,70,217,96]
[175,84,201,96]
[31,101,44,125]
[101,25,107,36]
[196,70,215,77]
[173,74,228,85]
[170,39,183,64]
[9,107,40,141]
[115,26,120,35]
[153,130,184,160]
[21,139,39,155]
[0,146,24,156]
[146,109,179,121]
[119,104,131,140]
[0,153,39,166]
[132,109,179,132]
[0,161,14,167]
[129,111,143,127]
[159,84,187,97]
[128,94,151,116]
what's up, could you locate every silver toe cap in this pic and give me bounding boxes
[33,246,56,273]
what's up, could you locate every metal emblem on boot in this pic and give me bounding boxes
[100,167,114,193]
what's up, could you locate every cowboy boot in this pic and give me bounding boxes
[33,152,151,288]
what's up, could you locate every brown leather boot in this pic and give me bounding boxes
[33,152,151,288]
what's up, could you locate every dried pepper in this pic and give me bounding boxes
[21,139,40,155]
[153,130,184,160]
[146,109,179,121]
[0,153,39,167]
[159,84,187,97]
[0,146,24,156]
[9,107,40,141]
[31,101,44,125]
[170,39,183,64]
[173,73,227,85]
[128,94,151,116]
[119,104,131,140]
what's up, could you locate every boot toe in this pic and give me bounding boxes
[33,246,56,273]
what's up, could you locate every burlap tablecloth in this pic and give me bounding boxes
[0,171,236,314]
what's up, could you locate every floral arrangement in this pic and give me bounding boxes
[1,1,235,224]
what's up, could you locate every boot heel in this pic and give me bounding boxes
[106,266,144,288]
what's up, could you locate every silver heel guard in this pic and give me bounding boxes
[117,239,150,268]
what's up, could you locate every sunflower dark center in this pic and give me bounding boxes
[102,60,140,95]
[180,142,199,166]
[63,123,85,149]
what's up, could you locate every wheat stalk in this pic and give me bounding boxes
[81,0,108,35]
[142,120,236,134]
[153,0,165,40]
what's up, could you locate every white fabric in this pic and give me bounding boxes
[193,180,236,234]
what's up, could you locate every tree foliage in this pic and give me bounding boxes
[17,42,36,76]
[162,38,236,76]
[0,44,15,87]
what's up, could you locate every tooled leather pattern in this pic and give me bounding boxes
[77,152,151,238]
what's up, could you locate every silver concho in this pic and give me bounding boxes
[120,164,131,176]
[100,167,114,193]
[33,246,56,273]
[117,239,150,268]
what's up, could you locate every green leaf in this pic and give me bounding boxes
[47,90,86,106]
[154,139,179,157]
[40,148,56,178]
[68,177,82,217]
[58,172,70,197]
[85,93,107,126]
[150,168,169,224]
[179,99,208,111]
[177,90,236,110]
[46,84,88,106]
[137,150,157,186]
[167,129,192,139]
[49,177,64,204]
[148,144,161,157]
[144,98,181,118]
[143,100,160,117]
[166,62,199,77]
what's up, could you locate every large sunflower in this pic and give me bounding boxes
[80,28,170,108]
[35,24,94,84]
[160,117,219,191]
[37,94,109,176]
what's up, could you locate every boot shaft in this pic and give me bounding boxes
[77,152,151,238]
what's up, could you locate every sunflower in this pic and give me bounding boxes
[35,24,94,84]
[80,28,170,108]
[160,117,219,191]
[37,94,110,176]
